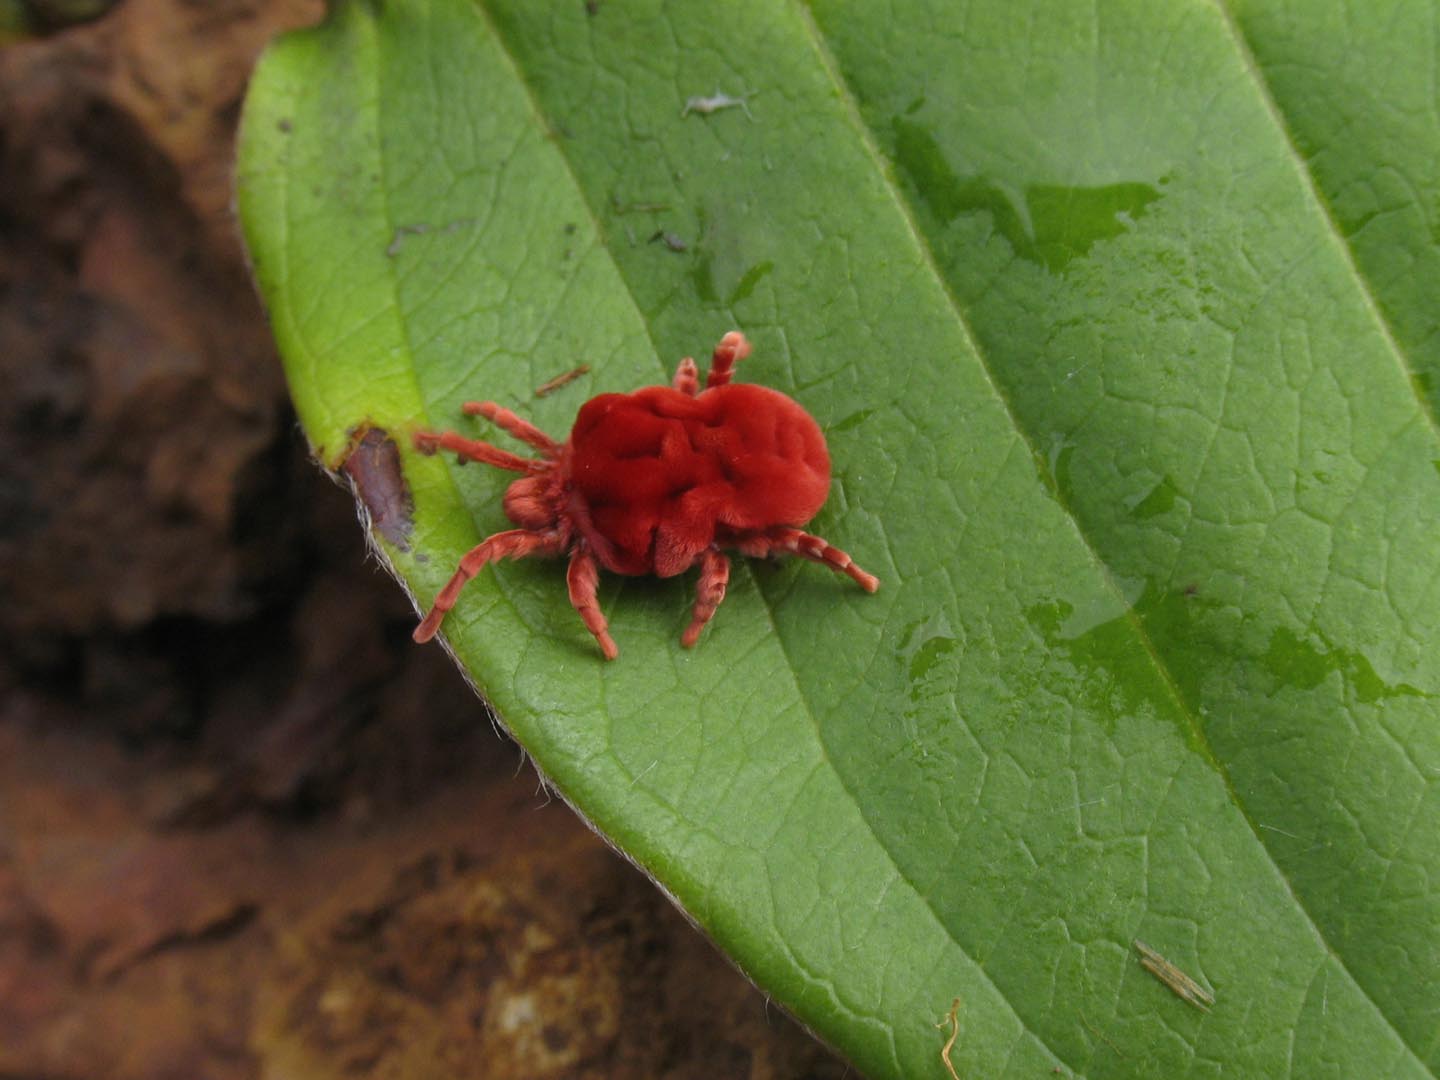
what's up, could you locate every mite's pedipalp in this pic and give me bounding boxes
[673,356,700,396]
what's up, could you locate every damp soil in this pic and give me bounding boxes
[0,3,847,1076]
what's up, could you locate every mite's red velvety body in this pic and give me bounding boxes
[412,332,878,659]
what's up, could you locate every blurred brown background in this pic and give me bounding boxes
[0,2,846,1075]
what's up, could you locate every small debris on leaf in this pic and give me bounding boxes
[934,996,962,1080]
[681,88,755,120]
[385,217,475,258]
[535,364,590,397]
[648,229,688,252]
[612,196,672,214]
[386,223,430,257]
[1134,940,1214,1012]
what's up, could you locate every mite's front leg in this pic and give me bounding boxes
[413,430,534,472]
[462,401,561,453]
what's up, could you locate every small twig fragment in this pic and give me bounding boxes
[1079,1009,1126,1058]
[681,87,755,119]
[535,364,590,397]
[934,997,962,1080]
[1135,940,1214,1012]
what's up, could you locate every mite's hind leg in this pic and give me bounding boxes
[737,527,880,592]
[462,401,561,454]
[567,548,619,660]
[681,548,731,647]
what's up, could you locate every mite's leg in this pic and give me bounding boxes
[567,548,619,660]
[413,430,534,472]
[681,548,731,647]
[462,401,561,454]
[705,331,752,389]
[737,527,880,592]
[414,529,561,642]
[673,356,700,396]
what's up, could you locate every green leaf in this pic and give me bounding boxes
[237,1,1440,1076]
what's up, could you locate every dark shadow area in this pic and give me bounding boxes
[0,3,847,1075]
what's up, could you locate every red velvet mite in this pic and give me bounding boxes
[412,332,879,659]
